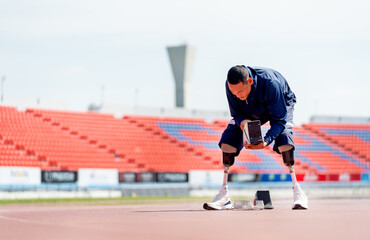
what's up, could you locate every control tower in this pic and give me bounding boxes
[167,45,195,108]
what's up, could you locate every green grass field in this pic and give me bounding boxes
[0,196,204,206]
[0,195,252,206]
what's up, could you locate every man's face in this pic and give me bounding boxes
[228,78,253,101]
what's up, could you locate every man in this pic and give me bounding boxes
[203,65,308,210]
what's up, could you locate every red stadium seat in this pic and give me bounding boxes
[1,106,369,179]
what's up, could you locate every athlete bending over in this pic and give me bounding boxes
[203,65,308,210]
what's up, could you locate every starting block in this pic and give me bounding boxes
[233,190,273,210]
[243,120,263,145]
[234,200,254,210]
[254,190,274,209]
[233,199,265,210]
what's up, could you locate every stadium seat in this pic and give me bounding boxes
[1,106,369,180]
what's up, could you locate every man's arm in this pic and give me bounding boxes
[225,81,246,128]
[263,80,287,145]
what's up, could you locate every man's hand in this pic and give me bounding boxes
[244,141,267,150]
[240,119,248,131]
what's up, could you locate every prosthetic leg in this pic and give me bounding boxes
[280,145,308,210]
[223,165,230,186]
[203,145,236,210]
[280,146,298,185]
[221,149,235,186]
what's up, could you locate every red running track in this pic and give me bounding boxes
[0,199,369,240]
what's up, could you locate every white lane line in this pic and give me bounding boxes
[0,204,138,213]
[0,214,51,225]
[0,214,119,233]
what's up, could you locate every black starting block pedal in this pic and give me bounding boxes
[243,120,263,145]
[254,190,274,209]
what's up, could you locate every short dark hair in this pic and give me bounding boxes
[227,65,249,85]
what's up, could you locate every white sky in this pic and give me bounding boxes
[1,0,369,125]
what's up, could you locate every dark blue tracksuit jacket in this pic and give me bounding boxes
[226,66,296,146]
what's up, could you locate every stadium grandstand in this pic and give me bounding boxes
[1,105,369,188]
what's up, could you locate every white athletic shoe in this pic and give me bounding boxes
[203,185,233,210]
[292,184,308,210]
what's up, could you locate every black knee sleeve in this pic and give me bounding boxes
[282,149,295,167]
[223,152,235,167]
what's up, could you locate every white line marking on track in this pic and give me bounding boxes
[0,214,52,225]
